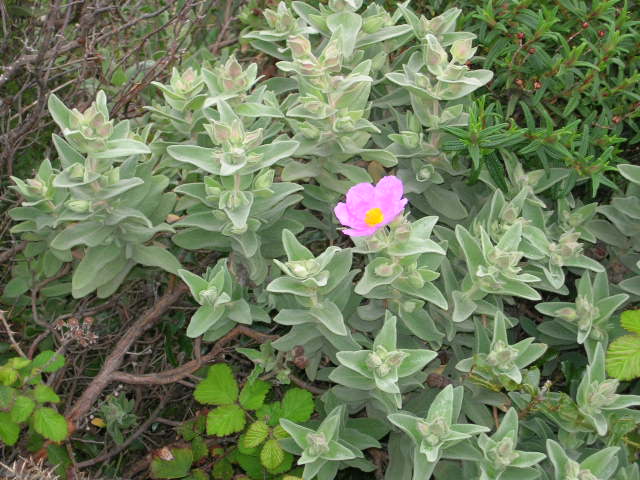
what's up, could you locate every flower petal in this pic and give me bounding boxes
[374,176,404,204]
[380,197,407,226]
[334,202,354,227]
[346,182,376,220]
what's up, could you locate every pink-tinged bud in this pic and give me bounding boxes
[288,35,311,58]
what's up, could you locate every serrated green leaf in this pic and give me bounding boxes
[32,407,68,441]
[621,310,640,335]
[607,335,640,380]
[281,388,314,423]
[260,438,285,470]
[243,420,270,448]
[32,350,65,373]
[150,447,193,479]
[0,412,20,445]
[212,458,234,480]
[33,384,60,403]
[206,405,246,436]
[192,436,208,462]
[10,395,35,422]
[239,379,271,410]
[194,364,238,405]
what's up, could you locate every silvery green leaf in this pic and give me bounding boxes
[51,221,114,249]
[619,164,640,186]
[53,166,100,188]
[397,349,437,377]
[452,291,478,323]
[274,309,316,326]
[310,300,347,336]
[373,313,398,352]
[168,145,219,174]
[92,139,150,159]
[186,305,226,338]
[356,25,412,47]
[267,277,313,297]
[131,245,180,274]
[580,447,620,479]
[48,93,72,130]
[72,244,123,298]
[399,306,444,343]
[220,191,253,229]
[282,228,314,260]
[329,366,376,390]
[177,269,209,302]
[393,279,448,310]
[355,258,402,295]
[336,351,373,379]
[226,299,252,325]
[326,12,363,59]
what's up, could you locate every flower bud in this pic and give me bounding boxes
[288,35,312,58]
[393,222,412,241]
[424,35,448,75]
[451,38,477,64]
[386,351,408,368]
[298,121,320,140]
[306,433,330,456]
[555,307,578,321]
[374,262,395,277]
[199,287,219,306]
[402,300,418,313]
[69,163,85,179]
[253,169,275,190]
[321,39,342,71]
[65,200,91,213]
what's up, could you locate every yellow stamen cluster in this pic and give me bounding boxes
[364,207,384,226]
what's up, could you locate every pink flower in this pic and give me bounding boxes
[334,176,408,237]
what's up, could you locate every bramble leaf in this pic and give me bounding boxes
[607,335,640,381]
[207,404,246,436]
[194,364,238,405]
[281,388,314,423]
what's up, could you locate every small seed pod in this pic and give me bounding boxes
[598,30,606,37]
[427,373,453,389]
[437,350,449,364]
[293,355,309,369]
[529,47,536,54]
[582,21,589,28]
[292,345,305,358]
[516,32,525,40]
[534,81,542,89]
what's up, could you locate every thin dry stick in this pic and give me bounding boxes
[0,310,27,358]
[290,374,327,395]
[111,325,277,385]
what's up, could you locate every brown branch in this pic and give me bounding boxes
[290,375,327,395]
[111,325,277,385]
[0,240,27,264]
[211,0,236,55]
[65,283,187,426]
[0,310,26,358]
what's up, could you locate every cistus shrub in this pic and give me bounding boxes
[3,1,640,479]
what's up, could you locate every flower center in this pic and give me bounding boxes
[364,207,384,227]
